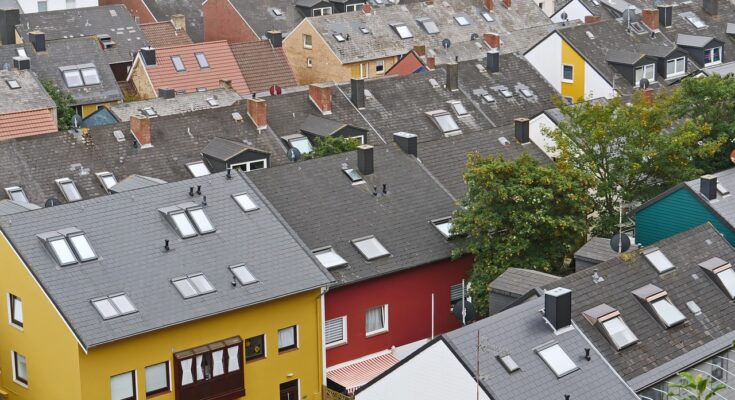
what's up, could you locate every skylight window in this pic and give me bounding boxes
[272,8,283,16]
[717,183,729,195]
[16,48,27,58]
[6,79,20,89]
[454,15,470,26]
[186,161,211,177]
[643,248,675,273]
[497,355,520,373]
[194,52,209,68]
[391,23,413,39]
[537,344,578,378]
[67,231,97,262]
[81,67,100,85]
[450,101,468,116]
[360,26,370,34]
[650,297,686,327]
[500,89,513,98]
[171,55,186,72]
[230,264,257,285]
[287,135,313,154]
[172,274,215,298]
[686,14,706,28]
[334,33,346,42]
[481,11,493,22]
[48,235,77,266]
[62,69,84,88]
[698,257,735,299]
[5,186,28,203]
[55,178,82,202]
[92,294,136,319]
[232,193,258,212]
[431,217,453,238]
[187,207,216,234]
[417,17,440,34]
[521,88,534,97]
[601,315,638,350]
[718,268,735,299]
[207,97,219,107]
[343,168,364,184]
[95,171,117,192]
[313,246,348,269]
[426,110,460,135]
[141,107,157,117]
[352,235,390,261]
[482,94,495,103]
[165,208,198,238]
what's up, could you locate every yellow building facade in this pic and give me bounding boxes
[560,40,587,102]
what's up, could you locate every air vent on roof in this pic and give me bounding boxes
[498,136,510,146]
[429,78,440,89]
[113,130,125,142]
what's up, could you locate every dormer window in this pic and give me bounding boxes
[426,110,460,136]
[633,284,686,328]
[698,257,735,299]
[635,64,655,83]
[352,235,390,260]
[704,47,722,66]
[390,23,413,39]
[312,7,332,16]
[55,177,82,202]
[642,247,675,273]
[583,304,638,350]
[313,246,348,269]
[5,186,28,203]
[666,56,686,77]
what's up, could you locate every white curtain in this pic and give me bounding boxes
[279,327,296,349]
[181,359,193,385]
[227,346,240,372]
[366,306,385,333]
[110,372,134,400]
[212,350,224,377]
[195,355,205,380]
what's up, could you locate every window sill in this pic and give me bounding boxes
[245,355,266,364]
[326,340,348,350]
[365,328,389,338]
[561,79,574,84]
[13,379,28,389]
[9,322,23,332]
[303,46,313,50]
[704,61,722,67]
[278,346,299,355]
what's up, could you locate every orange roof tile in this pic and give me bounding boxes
[145,41,250,96]
[230,41,298,94]
[140,21,193,48]
[0,108,58,140]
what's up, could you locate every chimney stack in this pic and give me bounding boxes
[426,56,436,70]
[503,0,511,8]
[362,2,372,14]
[350,78,365,109]
[658,5,673,27]
[266,30,283,48]
[483,33,500,49]
[309,83,333,115]
[13,56,30,70]
[514,118,530,144]
[700,175,718,200]
[247,98,268,130]
[413,44,426,56]
[357,144,374,175]
[486,49,499,73]
[446,63,459,91]
[703,0,718,15]
[171,14,186,31]
[29,31,46,52]
[393,132,418,157]
[0,9,20,45]
[140,47,156,66]
[484,0,494,10]
[545,288,572,331]
[641,9,659,31]
[130,115,152,147]
[640,87,655,106]
[584,15,601,24]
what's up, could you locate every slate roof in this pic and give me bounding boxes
[142,0,204,42]
[229,41,298,94]
[682,167,735,227]
[0,39,122,106]
[228,0,305,39]
[17,5,146,65]
[700,60,735,76]
[248,144,458,286]
[0,199,40,216]
[0,171,333,348]
[574,236,638,264]
[489,267,560,297]
[0,69,55,114]
[109,174,166,193]
[675,33,716,48]
[544,224,735,389]
[110,88,242,122]
[661,1,735,65]
[139,21,193,48]
[300,114,349,136]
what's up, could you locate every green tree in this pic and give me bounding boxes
[41,80,76,130]
[451,153,594,317]
[548,91,723,236]
[667,372,725,400]
[302,136,360,160]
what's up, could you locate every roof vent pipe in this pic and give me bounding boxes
[164,240,170,251]
[189,186,194,197]
[584,348,591,361]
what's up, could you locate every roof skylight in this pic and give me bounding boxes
[171,55,186,72]
[686,14,707,28]
[343,168,364,184]
[80,67,100,85]
[95,171,117,192]
[650,297,686,327]
[187,207,216,234]
[287,135,313,154]
[521,88,534,97]
[391,23,413,39]
[698,257,735,299]
[482,93,495,103]
[16,48,27,58]
[232,193,259,212]
[55,178,82,202]
[92,294,136,319]
[500,89,513,98]
[334,33,346,42]
[481,11,493,22]
[62,69,84,88]
[39,228,97,266]
[417,17,440,34]
[6,79,20,89]
[431,217,453,238]
[5,186,28,203]
[67,231,97,262]
[172,273,215,298]
[583,304,638,350]
[195,52,209,68]
[313,246,348,269]
[48,235,77,266]
[450,101,469,117]
[360,26,370,34]
[537,344,578,378]
[230,264,258,285]
[454,15,470,26]
[497,355,520,373]
[643,248,675,273]
[141,107,157,117]
[273,8,283,16]
[186,161,211,177]
[426,110,460,135]
[352,235,390,260]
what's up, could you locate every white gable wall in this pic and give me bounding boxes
[584,62,616,100]
[356,340,492,400]
[530,113,560,159]
[551,0,593,22]
[17,0,98,13]
[524,33,563,93]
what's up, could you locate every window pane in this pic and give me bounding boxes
[69,234,96,261]
[353,237,390,260]
[195,355,205,380]
[451,102,468,116]
[601,317,637,349]
[173,278,198,298]
[713,47,721,62]
[50,238,77,265]
[15,352,27,383]
[212,350,225,376]
[7,187,28,203]
[93,299,119,319]
[635,67,643,84]
[651,298,686,327]
[278,326,296,350]
[666,59,675,75]
[325,317,344,344]
[233,193,258,212]
[563,65,573,80]
[12,296,23,324]
[245,335,265,360]
[180,358,193,385]
[61,181,82,201]
[189,274,214,294]
[186,162,210,177]
[110,295,135,314]
[63,70,83,87]
[171,212,197,237]
[538,344,577,377]
[247,160,266,171]
[366,306,385,333]
[676,57,685,73]
[717,268,735,298]
[314,248,347,269]
[145,362,168,393]
[290,137,313,154]
[232,265,257,285]
[110,371,134,400]
[99,173,117,189]
[227,346,240,372]
[644,250,675,273]
[195,52,209,68]
[188,208,215,234]
[171,56,185,71]
[81,68,100,85]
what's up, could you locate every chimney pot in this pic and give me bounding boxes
[0,9,20,45]
[700,174,718,200]
[584,15,601,24]
[247,98,268,130]
[486,49,499,73]
[446,63,459,91]
[309,83,333,115]
[189,187,194,197]
[196,185,201,195]
[171,14,186,31]
[393,132,418,157]
[357,144,374,175]
[130,115,152,147]
[266,30,283,48]
[545,287,572,331]
[483,33,500,49]
[351,78,365,109]
[140,46,156,66]
[514,118,530,144]
[28,31,45,52]
[484,0,494,10]
[641,9,660,31]
[584,348,591,361]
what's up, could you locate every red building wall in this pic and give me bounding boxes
[99,0,156,24]
[325,256,473,367]
[203,0,259,43]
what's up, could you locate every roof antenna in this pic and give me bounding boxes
[196,185,201,195]
[164,240,170,251]
[382,183,387,194]
[373,186,378,196]
[189,186,194,197]
[584,348,591,361]
[202,195,207,206]
[226,169,232,179]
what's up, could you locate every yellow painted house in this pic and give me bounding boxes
[0,171,333,400]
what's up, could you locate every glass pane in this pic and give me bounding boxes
[354,237,389,260]
[717,268,735,298]
[145,362,168,393]
[181,358,193,385]
[12,297,23,323]
[100,174,117,189]
[61,181,82,202]
[677,57,685,73]
[232,265,257,285]
[227,346,240,371]
[189,274,214,294]
[110,371,134,400]
[714,47,721,62]
[187,162,210,177]
[314,249,347,269]
[173,278,198,298]
[278,326,296,349]
[435,114,459,133]
[212,350,224,376]
[500,355,519,372]
[366,306,385,333]
[171,212,197,237]
[644,250,674,273]
[8,188,28,203]
[454,16,470,25]
[188,208,215,234]
[172,56,186,71]
[69,234,96,261]
[15,353,27,381]
[50,238,77,265]
[234,193,258,212]
[396,25,412,39]
[93,299,118,319]
[538,344,577,377]
[452,102,468,116]
[195,52,209,68]
[81,68,100,85]
[195,355,204,380]
[63,70,83,87]
[651,298,686,327]
[433,220,452,238]
[563,66,573,80]
[110,295,135,314]
[290,137,313,154]
[601,317,637,349]
[666,59,675,75]
[246,335,265,360]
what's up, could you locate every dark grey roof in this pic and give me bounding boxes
[300,114,348,137]
[684,167,735,227]
[574,236,638,264]
[109,174,166,193]
[110,89,242,122]
[229,0,303,39]
[606,49,645,65]
[248,144,458,286]
[443,295,638,399]
[0,171,333,348]
[676,33,716,48]
[0,199,40,216]
[0,69,55,113]
[544,224,735,388]
[202,137,262,161]
[143,0,204,42]
[701,60,735,76]
[17,5,146,65]
[663,2,734,64]
[489,267,560,297]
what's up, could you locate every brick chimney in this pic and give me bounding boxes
[171,14,186,31]
[413,44,426,56]
[362,2,372,14]
[483,33,500,49]
[247,98,267,130]
[130,115,152,147]
[484,0,494,10]
[309,83,332,115]
[641,9,659,31]
[503,0,511,8]
[641,88,655,106]
[584,15,601,24]
[426,56,436,70]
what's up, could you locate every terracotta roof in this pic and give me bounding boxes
[229,41,298,94]
[144,41,250,95]
[140,21,193,48]
[0,108,57,140]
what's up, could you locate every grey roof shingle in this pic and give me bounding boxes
[489,267,560,296]
[683,167,735,227]
[110,89,243,122]
[142,0,204,42]
[0,69,55,114]
[109,174,166,193]
[228,0,305,39]
[0,171,333,348]
[0,199,40,216]
[574,237,638,264]
[676,33,717,48]
[300,114,350,137]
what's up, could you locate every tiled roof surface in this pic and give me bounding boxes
[0,69,55,114]
[229,0,304,38]
[110,88,242,122]
[574,237,638,264]
[144,41,250,95]
[0,108,57,140]
[683,167,735,227]
[139,21,193,48]
[143,0,204,41]
[230,41,298,94]
[489,267,560,296]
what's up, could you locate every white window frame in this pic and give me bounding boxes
[562,64,574,83]
[666,56,686,77]
[325,316,348,348]
[375,60,385,74]
[359,63,369,79]
[12,350,28,387]
[303,34,313,49]
[346,3,362,11]
[95,172,118,192]
[635,63,655,83]
[5,186,28,203]
[705,46,722,66]
[365,304,389,337]
[230,158,268,172]
[312,7,332,16]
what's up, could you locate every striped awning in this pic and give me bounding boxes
[327,353,400,394]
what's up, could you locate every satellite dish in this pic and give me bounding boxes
[610,233,631,253]
[452,299,476,324]
[72,114,83,128]
[442,38,451,49]
[287,147,301,162]
[45,198,62,207]
[639,78,650,89]
[470,33,479,41]
[561,11,568,20]
[269,84,282,96]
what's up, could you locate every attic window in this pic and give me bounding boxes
[55,178,82,202]
[583,304,638,350]
[80,67,100,85]
[95,171,117,192]
[6,79,20,89]
[416,17,440,34]
[171,55,186,72]
[431,217,453,238]
[272,8,283,16]
[536,344,578,378]
[391,23,413,39]
[159,206,198,238]
[520,88,534,97]
[141,107,157,117]
[5,186,28,203]
[500,89,513,98]
[187,207,216,234]
[207,97,219,107]
[426,110,460,135]
[195,52,210,68]
[232,193,259,212]
[334,33,346,42]
[46,234,78,266]
[186,161,211,177]
[481,11,493,22]
[698,257,735,299]
[286,135,313,154]
[343,168,364,184]
[360,26,370,34]
[62,69,84,88]
[67,231,96,261]
[313,246,348,269]
[92,294,136,319]
[352,235,390,260]
[230,264,258,285]
[686,14,707,28]
[633,284,686,328]
[497,355,520,373]
[38,228,97,266]
[172,273,215,298]
[454,15,470,26]
[642,247,675,273]
[482,93,495,103]
[449,101,468,117]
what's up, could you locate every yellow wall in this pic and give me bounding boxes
[560,40,586,103]
[0,233,83,400]
[128,59,157,100]
[80,101,120,118]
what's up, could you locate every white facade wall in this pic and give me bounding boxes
[583,62,616,100]
[551,0,593,22]
[529,113,560,159]
[17,0,98,13]
[537,0,556,17]
[524,33,563,93]
[356,341,492,400]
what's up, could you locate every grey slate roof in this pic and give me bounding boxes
[110,89,242,122]
[109,174,166,193]
[143,0,204,42]
[489,267,560,297]
[606,48,645,65]
[676,33,716,48]
[248,144,459,286]
[0,199,40,216]
[0,69,55,114]
[202,137,261,161]
[228,0,305,39]
[17,5,146,65]
[0,171,333,348]
[544,224,735,388]
[683,167,735,227]
[300,114,349,137]
[574,236,638,264]
[443,295,638,399]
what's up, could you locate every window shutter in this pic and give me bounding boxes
[450,283,465,303]
[325,317,344,344]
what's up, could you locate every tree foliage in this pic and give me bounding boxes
[548,91,723,236]
[302,136,361,160]
[667,372,725,400]
[41,80,76,130]
[451,153,594,317]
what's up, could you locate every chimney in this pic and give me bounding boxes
[171,14,186,31]
[140,47,156,66]
[357,144,374,175]
[545,288,572,331]
[426,56,436,70]
[0,8,20,45]
[393,132,418,157]
[584,15,601,24]
[266,30,283,48]
[362,2,372,14]
[658,5,673,27]
[12,56,30,70]
[247,98,268,130]
[514,118,530,144]
[486,49,499,73]
[28,31,46,52]
[158,88,175,99]
[130,115,152,147]
[641,87,655,105]
[483,33,500,49]
[641,9,659,31]
[413,44,426,56]
[700,175,718,200]
[446,63,459,91]
[309,83,333,115]
[350,78,365,109]
[484,0,494,10]
[703,0,718,15]
[503,0,511,8]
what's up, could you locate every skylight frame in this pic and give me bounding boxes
[391,23,413,39]
[333,33,346,42]
[481,11,494,22]
[313,246,348,269]
[599,313,638,350]
[195,52,209,69]
[92,293,137,320]
[230,264,258,285]
[167,209,198,238]
[6,79,20,90]
[497,355,520,373]
[55,178,82,202]
[186,161,211,178]
[232,193,259,212]
[650,297,687,328]
[62,69,84,88]
[171,55,186,72]
[343,168,364,184]
[351,235,390,261]
[46,234,78,266]
[482,93,495,103]
[272,7,283,16]
[186,207,216,235]
[536,344,578,378]
[67,231,97,262]
[431,217,453,239]
[172,273,215,298]
[698,257,735,299]
[449,101,469,117]
[642,248,675,274]
[80,67,101,85]
[454,15,471,26]
[520,88,534,98]
[288,135,313,154]
[717,268,735,299]
[500,89,513,98]
[5,186,28,203]
[416,17,440,34]
[426,110,461,135]
[95,171,117,192]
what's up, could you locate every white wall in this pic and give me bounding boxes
[17,0,98,13]
[524,33,562,93]
[537,0,556,17]
[356,340,492,400]
[583,62,616,100]
[551,0,593,22]
[530,113,560,159]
